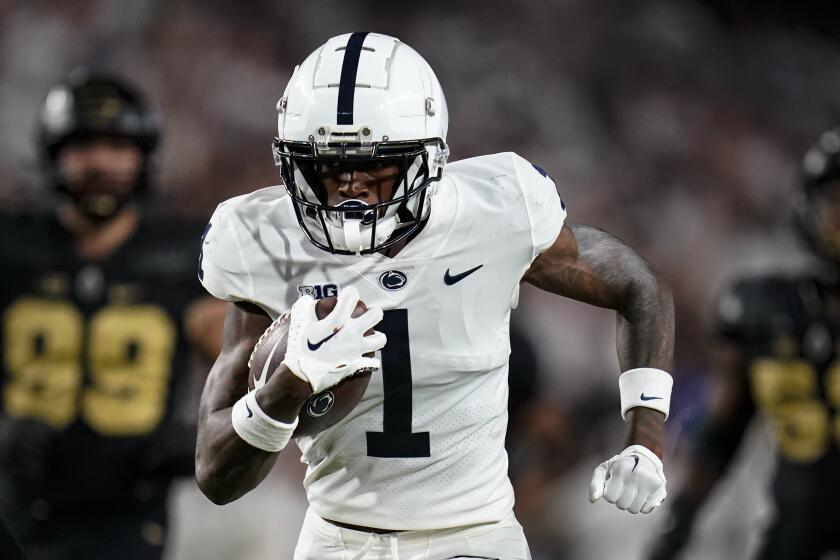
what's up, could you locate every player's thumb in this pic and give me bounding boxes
[292,294,317,320]
[589,462,608,503]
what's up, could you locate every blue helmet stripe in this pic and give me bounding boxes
[336,32,369,125]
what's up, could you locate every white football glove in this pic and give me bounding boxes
[589,444,667,514]
[281,286,386,394]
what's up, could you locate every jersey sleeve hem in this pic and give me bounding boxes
[509,153,567,262]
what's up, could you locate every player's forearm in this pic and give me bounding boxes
[194,351,276,504]
[195,407,278,504]
[626,408,666,458]
[195,363,311,504]
[617,270,673,457]
[525,225,675,456]
[615,266,674,373]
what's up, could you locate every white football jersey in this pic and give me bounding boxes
[200,152,566,530]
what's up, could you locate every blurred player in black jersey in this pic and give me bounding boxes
[0,70,224,560]
[648,128,840,560]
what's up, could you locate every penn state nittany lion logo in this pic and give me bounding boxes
[307,391,335,417]
[378,270,407,290]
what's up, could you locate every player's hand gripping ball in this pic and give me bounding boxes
[247,286,386,437]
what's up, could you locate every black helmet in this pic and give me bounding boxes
[38,69,159,160]
[796,127,840,263]
[36,69,160,219]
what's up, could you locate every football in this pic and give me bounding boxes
[247,296,374,438]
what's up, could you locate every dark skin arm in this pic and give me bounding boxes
[523,224,675,457]
[648,342,754,560]
[195,301,311,505]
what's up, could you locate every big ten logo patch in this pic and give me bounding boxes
[298,283,339,300]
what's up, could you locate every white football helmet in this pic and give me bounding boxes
[272,32,449,255]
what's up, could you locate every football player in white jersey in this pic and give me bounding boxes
[194,33,675,560]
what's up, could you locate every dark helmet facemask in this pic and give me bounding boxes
[273,137,445,255]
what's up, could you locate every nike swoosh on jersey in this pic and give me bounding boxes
[444,264,484,285]
[631,455,640,472]
[307,329,341,351]
[640,393,663,401]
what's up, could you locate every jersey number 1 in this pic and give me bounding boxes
[366,309,431,458]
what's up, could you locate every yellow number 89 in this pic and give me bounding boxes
[3,297,176,436]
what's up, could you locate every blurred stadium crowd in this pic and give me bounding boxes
[2,0,840,559]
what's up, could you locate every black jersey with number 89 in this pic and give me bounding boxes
[0,211,205,515]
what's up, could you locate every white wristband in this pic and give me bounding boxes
[231,390,299,452]
[618,367,673,420]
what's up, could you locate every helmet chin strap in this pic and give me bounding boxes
[325,214,398,254]
[323,199,400,254]
[342,218,363,254]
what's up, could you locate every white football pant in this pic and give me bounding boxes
[294,508,531,560]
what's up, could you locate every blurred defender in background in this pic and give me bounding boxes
[0,70,224,560]
[648,128,840,560]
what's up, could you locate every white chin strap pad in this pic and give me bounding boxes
[327,215,398,253]
[343,219,363,253]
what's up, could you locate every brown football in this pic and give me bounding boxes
[247,296,374,438]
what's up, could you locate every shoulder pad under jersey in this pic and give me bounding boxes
[199,187,287,302]
[445,152,567,260]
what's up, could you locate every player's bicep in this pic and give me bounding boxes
[524,223,659,312]
[198,302,271,418]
